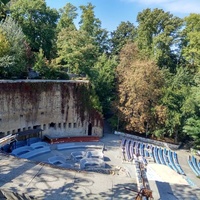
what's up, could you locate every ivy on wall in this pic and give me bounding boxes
[0,81,103,127]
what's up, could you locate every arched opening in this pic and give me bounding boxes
[88,123,92,136]
[49,122,56,128]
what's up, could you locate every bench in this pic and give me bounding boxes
[30,142,49,149]
[11,146,33,156]
[80,158,105,170]
[57,143,103,150]
[19,146,51,159]
[85,150,104,160]
[71,151,86,161]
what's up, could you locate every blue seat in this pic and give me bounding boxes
[188,156,199,176]
[172,152,184,174]
[191,156,200,176]
[158,148,166,165]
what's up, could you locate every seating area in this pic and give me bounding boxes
[80,158,105,170]
[9,138,106,170]
[30,142,49,149]
[48,156,66,166]
[85,150,104,160]
[19,146,51,159]
[57,143,83,150]
[188,155,200,176]
[11,141,50,159]
[71,150,104,169]
[12,137,42,150]
[121,137,185,175]
[11,146,33,156]
[71,151,86,161]
[57,142,103,151]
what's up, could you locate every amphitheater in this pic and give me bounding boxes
[0,80,200,200]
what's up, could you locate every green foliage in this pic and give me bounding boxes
[0,29,10,57]
[111,21,136,55]
[56,28,98,75]
[0,0,10,20]
[79,3,109,53]
[182,14,200,67]
[10,0,59,59]
[183,117,200,145]
[137,8,183,71]
[33,49,69,80]
[33,49,48,77]
[57,3,77,31]
[91,53,117,114]
[1,1,200,145]
[79,3,100,36]
[159,67,193,141]
[0,17,27,78]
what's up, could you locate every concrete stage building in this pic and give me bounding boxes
[0,80,103,140]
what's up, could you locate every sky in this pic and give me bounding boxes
[45,0,200,32]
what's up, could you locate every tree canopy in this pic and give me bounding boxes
[10,0,59,59]
[116,43,165,133]
[1,2,200,145]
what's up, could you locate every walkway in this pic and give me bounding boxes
[0,129,200,199]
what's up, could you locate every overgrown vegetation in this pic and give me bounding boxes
[1,0,200,146]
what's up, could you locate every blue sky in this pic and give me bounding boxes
[46,0,200,32]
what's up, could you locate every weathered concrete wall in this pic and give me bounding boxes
[0,80,103,138]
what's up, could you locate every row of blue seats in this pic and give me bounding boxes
[121,138,185,175]
[152,146,185,175]
[12,137,42,149]
[1,137,42,152]
[122,138,157,167]
[188,155,200,176]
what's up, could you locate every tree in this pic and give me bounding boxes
[0,17,28,78]
[160,67,193,141]
[33,48,48,77]
[116,42,165,133]
[0,0,10,20]
[183,118,200,147]
[91,53,117,114]
[33,48,69,80]
[111,21,136,55]
[182,67,200,146]
[0,29,10,57]
[79,3,109,53]
[136,8,183,71]
[181,14,200,67]
[10,0,59,59]
[57,3,77,31]
[56,28,98,75]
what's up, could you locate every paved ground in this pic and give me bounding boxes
[0,133,138,200]
[0,130,200,199]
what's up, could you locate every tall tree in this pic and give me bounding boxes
[116,42,165,133]
[57,3,77,31]
[0,17,28,78]
[137,8,182,71]
[182,68,200,146]
[160,67,193,141]
[56,28,98,75]
[10,0,59,59]
[91,53,117,114]
[79,3,109,53]
[181,14,200,67]
[111,21,136,55]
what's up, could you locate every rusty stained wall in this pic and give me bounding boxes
[0,80,103,138]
